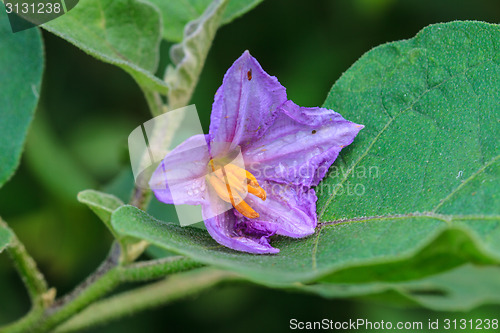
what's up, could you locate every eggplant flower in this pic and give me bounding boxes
[150,51,363,254]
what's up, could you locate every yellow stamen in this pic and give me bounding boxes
[234,200,259,219]
[221,171,246,193]
[245,170,260,187]
[248,184,266,201]
[209,159,216,172]
[208,176,239,204]
[206,160,266,219]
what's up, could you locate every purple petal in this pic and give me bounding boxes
[244,100,364,187]
[202,186,280,254]
[209,51,287,156]
[238,181,317,238]
[149,135,210,205]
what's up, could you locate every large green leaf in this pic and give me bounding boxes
[43,0,168,93]
[112,22,499,290]
[314,20,500,279]
[316,20,499,222]
[0,5,43,188]
[145,0,264,42]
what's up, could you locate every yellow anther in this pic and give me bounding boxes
[245,170,260,188]
[208,175,239,204]
[206,160,266,219]
[234,200,259,219]
[248,183,266,201]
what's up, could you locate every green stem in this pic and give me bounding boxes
[7,238,51,305]
[34,244,122,332]
[129,186,152,211]
[119,256,204,281]
[127,87,166,257]
[53,269,240,333]
[129,85,168,211]
[31,252,201,332]
[0,218,50,306]
[142,89,165,118]
[0,218,52,333]
[0,307,45,333]
[129,86,165,210]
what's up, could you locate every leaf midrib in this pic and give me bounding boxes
[318,212,499,226]
[311,212,500,273]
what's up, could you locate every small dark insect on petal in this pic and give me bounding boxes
[247,69,252,81]
[311,129,317,134]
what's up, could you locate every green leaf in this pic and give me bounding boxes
[0,223,14,253]
[111,206,500,285]
[111,22,500,288]
[317,20,499,222]
[314,20,500,280]
[42,0,168,94]
[77,189,124,239]
[145,0,264,42]
[165,0,229,109]
[0,5,43,188]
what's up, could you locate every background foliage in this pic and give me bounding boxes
[1,0,499,332]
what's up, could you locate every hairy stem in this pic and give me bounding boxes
[1,241,202,333]
[33,250,202,332]
[0,307,45,333]
[119,256,204,282]
[0,218,51,333]
[129,186,153,211]
[0,218,50,306]
[142,89,166,118]
[53,269,240,333]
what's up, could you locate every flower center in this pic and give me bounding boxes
[207,160,266,219]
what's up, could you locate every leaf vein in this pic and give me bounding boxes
[311,227,323,271]
[319,212,499,226]
[432,154,500,213]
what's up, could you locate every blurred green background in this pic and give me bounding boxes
[1,0,500,332]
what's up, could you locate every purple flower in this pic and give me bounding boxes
[150,51,363,254]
